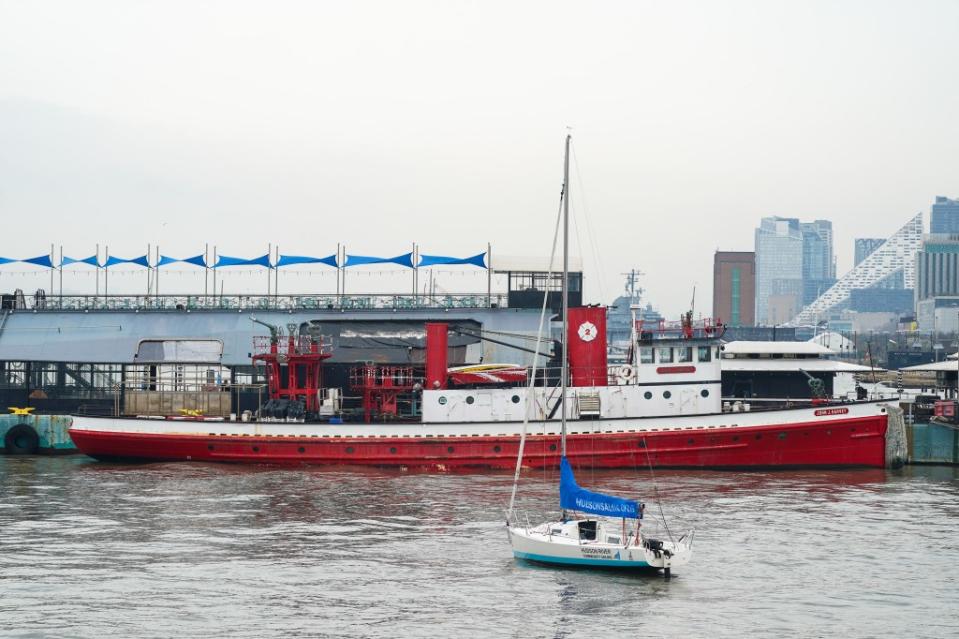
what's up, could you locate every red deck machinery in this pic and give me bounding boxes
[349,365,418,422]
[251,324,331,415]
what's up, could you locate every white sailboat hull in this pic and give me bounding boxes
[507,521,693,570]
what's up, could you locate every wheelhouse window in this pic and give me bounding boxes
[697,346,712,362]
[677,347,692,363]
[639,347,654,364]
[657,347,673,363]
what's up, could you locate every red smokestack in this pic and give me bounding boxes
[425,322,448,390]
[567,306,607,387]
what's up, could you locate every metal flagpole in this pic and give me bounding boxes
[212,246,218,304]
[95,243,100,298]
[335,243,340,296]
[58,246,63,306]
[412,242,417,303]
[487,242,492,307]
[146,243,151,296]
[204,243,209,298]
[267,243,272,298]
[104,245,109,298]
[49,243,54,298]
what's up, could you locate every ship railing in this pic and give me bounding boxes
[251,335,332,357]
[6,293,510,312]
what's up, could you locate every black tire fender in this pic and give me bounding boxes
[4,423,40,455]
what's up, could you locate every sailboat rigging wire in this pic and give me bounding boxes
[640,437,676,545]
[570,144,607,303]
[507,182,565,518]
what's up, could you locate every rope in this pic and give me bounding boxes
[641,436,676,545]
[507,185,564,518]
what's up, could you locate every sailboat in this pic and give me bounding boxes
[506,134,694,575]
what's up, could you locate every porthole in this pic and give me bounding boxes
[252,446,260,452]
[638,440,646,448]
[549,443,557,451]
[644,391,653,400]
[700,389,709,398]
[778,432,787,440]
[663,391,672,399]
[754,434,761,441]
[511,395,520,404]
[390,447,397,454]
[466,396,475,405]
[732,436,739,442]
[494,445,501,453]
[346,446,354,454]
[298,447,306,453]
[447,446,454,453]
[438,396,447,405]
[207,444,215,451]
[687,438,694,445]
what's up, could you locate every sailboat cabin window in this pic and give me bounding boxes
[677,347,692,363]
[657,347,673,363]
[697,346,712,362]
[639,348,654,364]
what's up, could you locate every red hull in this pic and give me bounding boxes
[69,414,888,469]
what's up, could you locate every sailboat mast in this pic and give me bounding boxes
[561,133,570,457]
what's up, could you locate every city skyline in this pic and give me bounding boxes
[2,2,958,317]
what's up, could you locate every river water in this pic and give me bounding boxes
[2,456,958,638]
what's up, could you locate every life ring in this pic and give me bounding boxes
[617,364,635,381]
[4,423,40,455]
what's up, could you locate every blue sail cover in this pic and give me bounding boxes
[345,252,414,268]
[559,457,640,518]
[417,252,487,268]
[21,255,54,268]
[104,255,150,268]
[156,255,180,267]
[181,254,208,268]
[62,255,100,267]
[214,254,272,268]
[276,254,338,268]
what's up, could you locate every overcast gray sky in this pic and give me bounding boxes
[1,0,957,315]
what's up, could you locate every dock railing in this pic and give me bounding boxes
[3,293,509,312]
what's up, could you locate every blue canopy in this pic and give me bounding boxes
[181,254,208,268]
[214,254,272,268]
[418,252,487,268]
[559,457,640,518]
[345,252,414,269]
[0,257,16,265]
[21,255,54,268]
[104,255,150,268]
[156,255,180,267]
[276,254,338,268]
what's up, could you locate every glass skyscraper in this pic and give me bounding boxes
[754,217,836,325]
[754,217,803,325]
[930,196,959,234]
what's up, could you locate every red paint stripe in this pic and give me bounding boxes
[656,365,696,374]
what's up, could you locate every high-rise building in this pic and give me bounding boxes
[790,214,923,326]
[754,217,803,325]
[915,234,959,302]
[930,196,959,234]
[799,220,836,306]
[801,220,835,281]
[712,251,755,326]
[854,238,885,266]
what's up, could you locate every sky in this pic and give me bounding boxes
[0,0,957,315]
